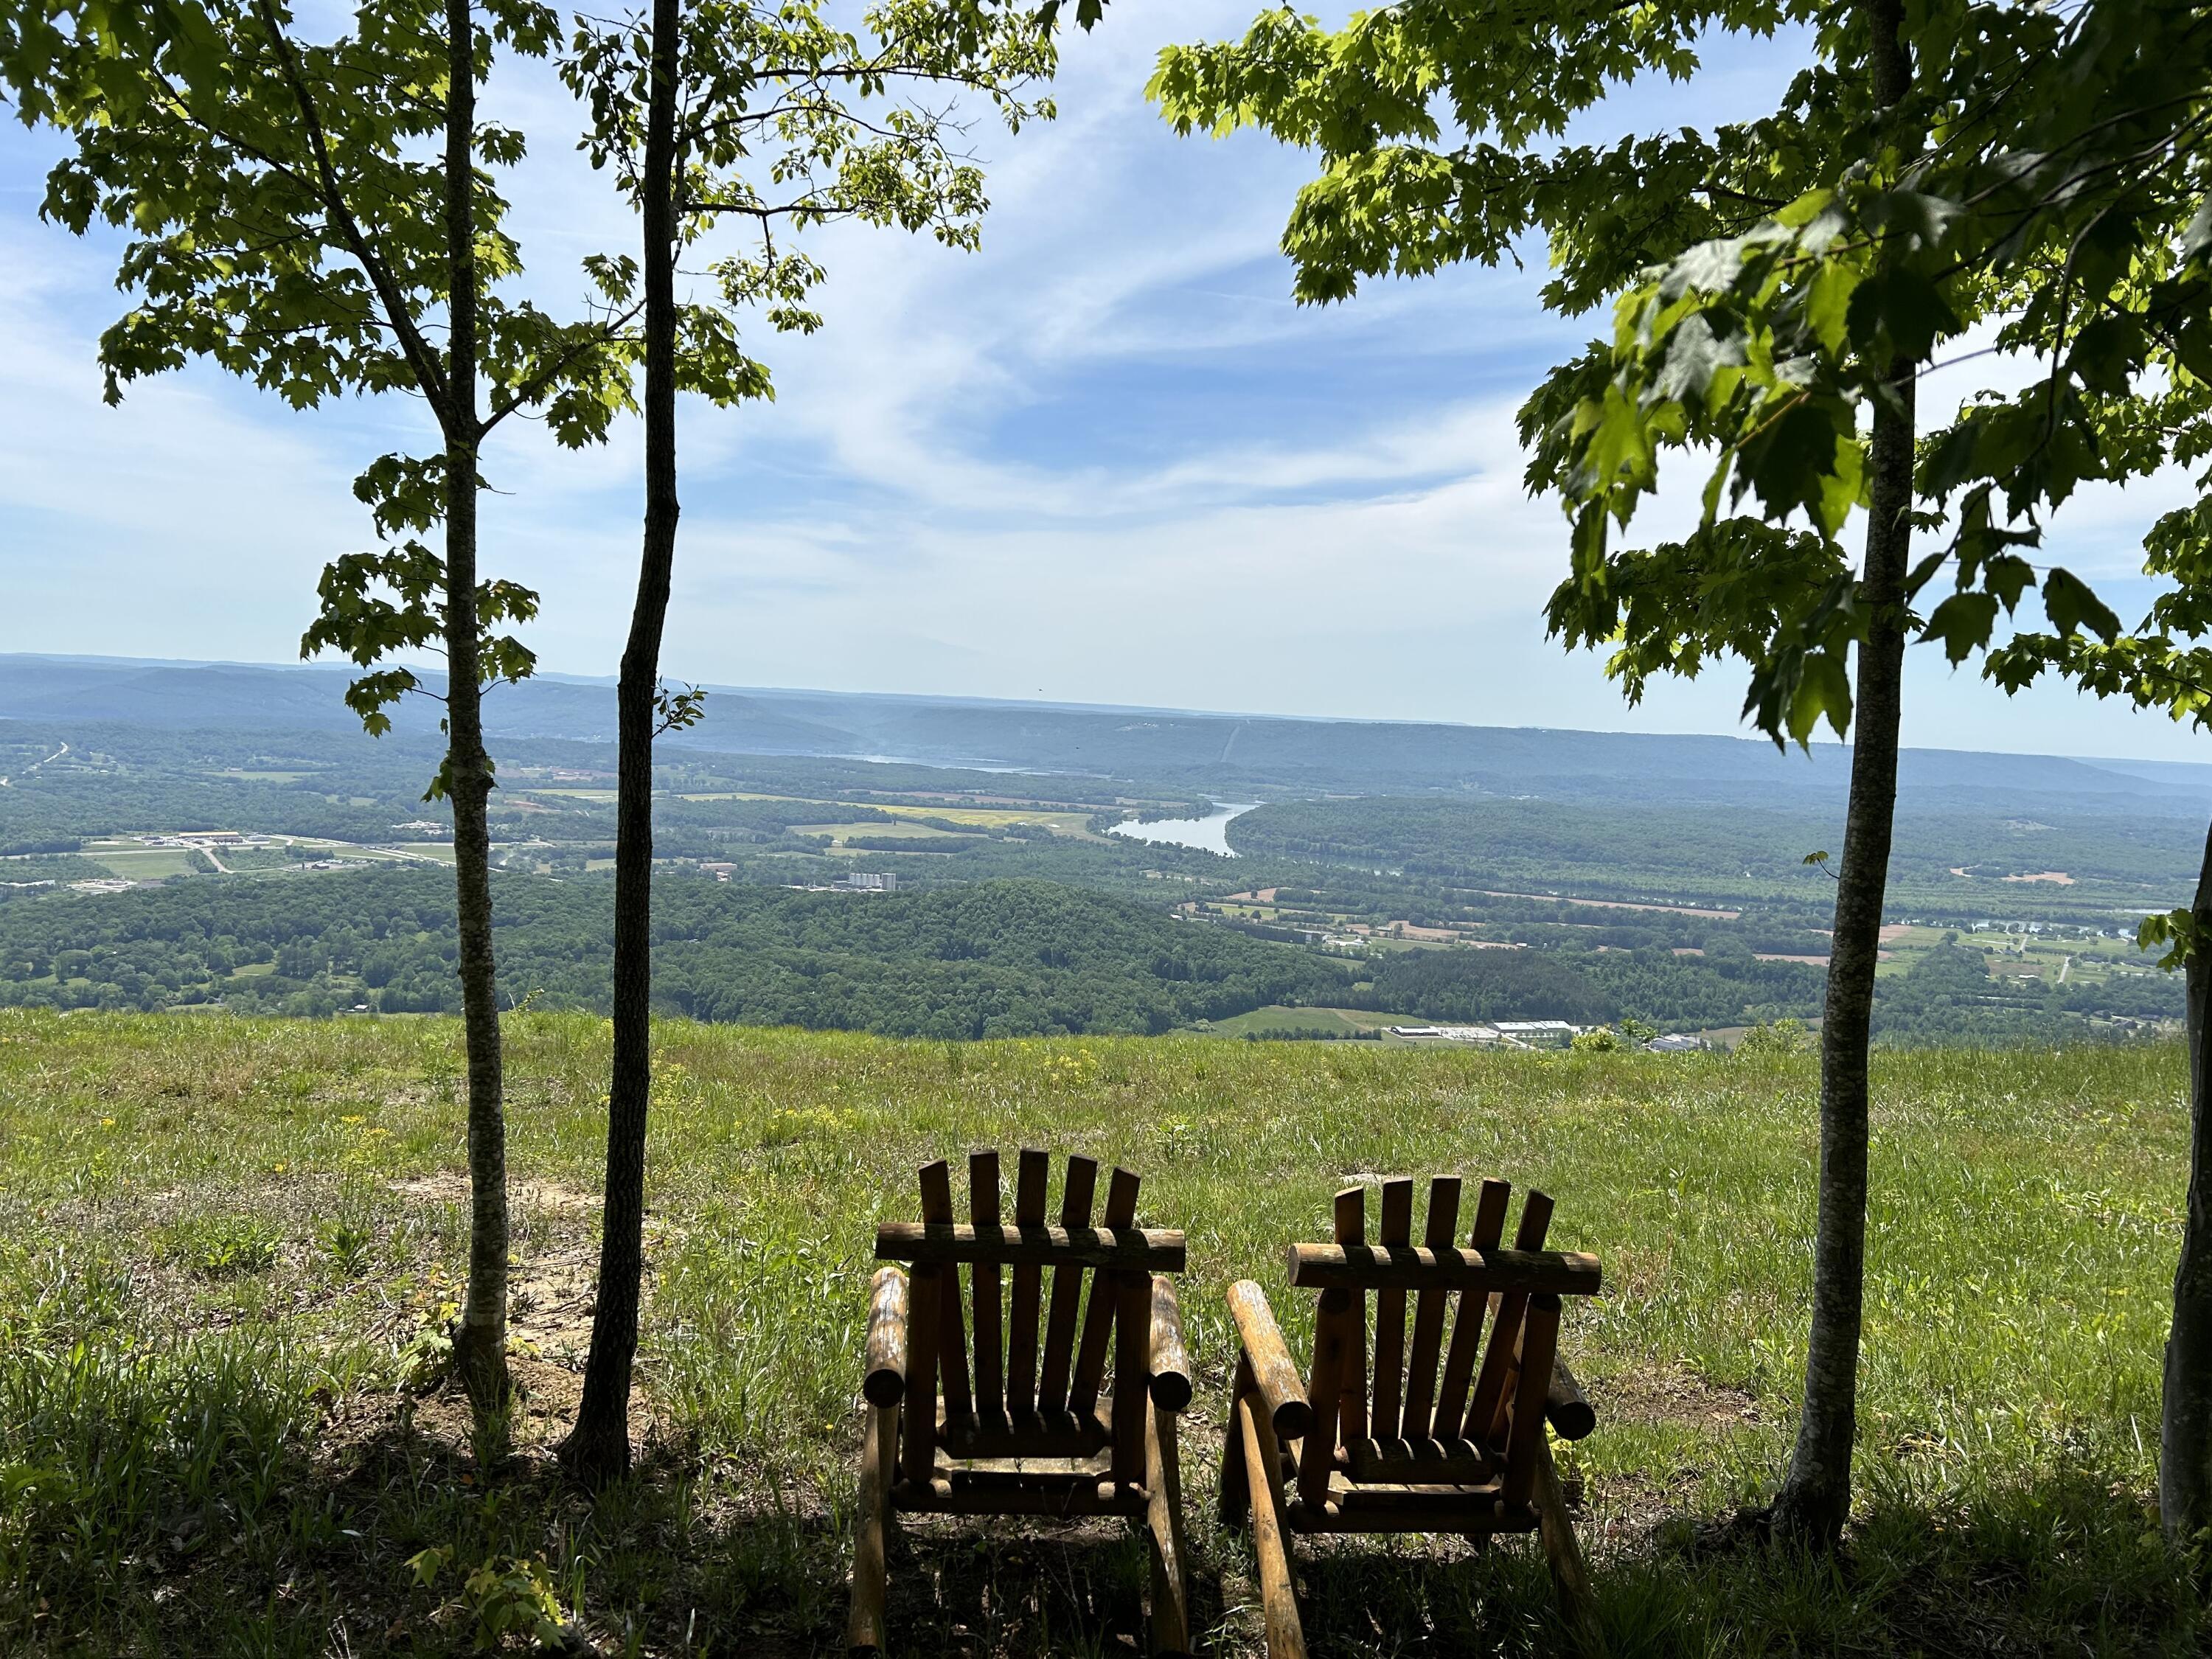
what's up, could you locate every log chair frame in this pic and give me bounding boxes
[1220,1178,1605,1659]
[847,1150,1194,1657]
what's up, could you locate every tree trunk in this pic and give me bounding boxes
[439,0,510,1423]
[1767,0,1914,1551]
[2163,817,2212,1538]
[560,0,681,1488]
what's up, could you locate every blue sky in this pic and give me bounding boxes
[0,2,2205,761]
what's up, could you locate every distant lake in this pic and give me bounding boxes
[1109,802,1259,858]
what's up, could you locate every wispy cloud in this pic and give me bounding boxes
[0,4,2202,761]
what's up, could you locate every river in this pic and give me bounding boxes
[1107,802,1259,858]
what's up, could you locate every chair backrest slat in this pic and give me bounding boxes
[919,1161,975,1430]
[1036,1155,1099,1415]
[969,1151,1004,1425]
[1500,1294,1562,1507]
[1331,1186,1369,1447]
[1400,1176,1463,1439]
[1004,1148,1049,1421]
[1068,1166,1141,1419]
[1369,1178,1415,1441]
[1461,1190,1554,1443]
[901,1183,946,1483]
[1111,1267,1150,1486]
[1432,1178,1510,1439]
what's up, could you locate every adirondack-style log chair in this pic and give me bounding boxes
[1220,1177,1605,1659]
[847,1150,1195,1658]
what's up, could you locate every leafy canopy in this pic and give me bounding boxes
[1153,2,2209,749]
[1,0,639,763]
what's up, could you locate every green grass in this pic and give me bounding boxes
[0,1009,2194,1655]
[1200,1005,1413,1039]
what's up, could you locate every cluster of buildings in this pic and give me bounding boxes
[782,872,902,894]
[1388,1020,1579,1048]
[1386,1020,1708,1052]
[137,830,279,849]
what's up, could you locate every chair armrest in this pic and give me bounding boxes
[1147,1274,1192,1412]
[1226,1280,1312,1441]
[863,1265,909,1407]
[1545,1354,1595,1440]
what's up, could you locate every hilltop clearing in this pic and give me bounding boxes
[0,1012,2191,1655]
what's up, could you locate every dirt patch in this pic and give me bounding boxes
[389,1172,602,1214]
[1594,1365,1761,1431]
[509,1242,604,1368]
[2002,869,2076,885]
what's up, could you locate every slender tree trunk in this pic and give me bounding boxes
[439,0,510,1422]
[560,0,681,1487]
[2163,818,2212,1538]
[1767,0,1914,1551]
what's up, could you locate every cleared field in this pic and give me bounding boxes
[790,820,978,842]
[1200,1004,1416,1039]
[80,846,200,880]
[0,1015,2191,1655]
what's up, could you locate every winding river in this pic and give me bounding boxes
[1107,802,1259,858]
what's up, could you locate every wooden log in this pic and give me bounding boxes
[1335,1478,1504,1510]
[1148,1274,1192,1412]
[863,1265,909,1408]
[1500,1295,1562,1509]
[1006,1147,1048,1420]
[1112,1268,1149,1488]
[1371,1178,1414,1442]
[891,1476,1148,1518]
[1332,1186,1368,1447]
[919,1161,974,1433]
[1286,1242,1596,1296]
[1546,1354,1596,1441]
[1225,1279,1313,1441]
[900,1259,942,1486]
[1297,1499,1520,1537]
[1296,1285,1354,1509]
[969,1150,1004,1424]
[846,1401,897,1655]
[1219,1350,1256,1529]
[1467,1191,1554,1444]
[1433,1178,1509,1438]
[1346,1434,1492,1486]
[1237,1396,1309,1659]
[1400,1176,1462,1441]
[1069,1167,1141,1419]
[1037,1156,1096,1414]
[1146,1400,1193,1659]
[940,1408,1110,1459]
[876,1221,1186,1272]
[1533,1427,1605,1658]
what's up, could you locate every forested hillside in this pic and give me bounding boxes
[0,869,1347,1037]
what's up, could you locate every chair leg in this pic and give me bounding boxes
[1533,1431,1603,1659]
[846,1401,897,1655]
[1237,1396,1308,1659]
[1218,1350,1254,1529]
[1145,1402,1192,1658]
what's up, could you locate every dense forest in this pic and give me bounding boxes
[1343,935,2178,1043]
[0,869,1349,1037]
[1231,796,2202,913]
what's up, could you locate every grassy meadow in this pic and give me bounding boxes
[0,1007,2196,1655]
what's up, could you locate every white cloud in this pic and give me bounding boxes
[0,1,2207,766]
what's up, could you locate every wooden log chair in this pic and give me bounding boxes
[846,1150,1196,1658]
[1220,1178,1606,1659]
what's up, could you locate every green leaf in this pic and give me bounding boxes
[2039,567,2121,642]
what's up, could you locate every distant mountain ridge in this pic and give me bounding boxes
[0,651,2205,818]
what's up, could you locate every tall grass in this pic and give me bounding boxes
[0,1007,2195,1653]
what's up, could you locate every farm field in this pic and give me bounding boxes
[1199,1004,1414,1039]
[0,1010,2191,1656]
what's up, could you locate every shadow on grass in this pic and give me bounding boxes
[0,1351,2200,1658]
